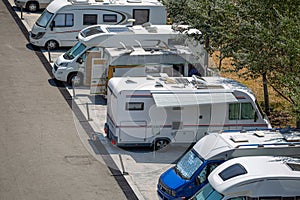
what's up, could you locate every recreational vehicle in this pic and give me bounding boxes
[14,0,53,12]
[105,75,272,150]
[157,129,300,200]
[29,0,167,49]
[52,24,205,87]
[190,156,300,199]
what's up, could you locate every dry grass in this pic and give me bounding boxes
[208,52,295,128]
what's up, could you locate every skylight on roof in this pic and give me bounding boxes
[284,134,300,142]
[287,163,300,171]
[80,26,104,37]
[219,163,247,181]
[231,135,249,143]
[106,27,130,33]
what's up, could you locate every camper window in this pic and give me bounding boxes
[83,14,97,25]
[240,103,255,120]
[103,14,117,23]
[133,9,150,25]
[126,102,144,111]
[229,103,240,120]
[229,103,255,120]
[53,14,74,27]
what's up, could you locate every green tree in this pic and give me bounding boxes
[164,0,300,127]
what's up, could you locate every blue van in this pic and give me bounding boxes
[157,129,300,200]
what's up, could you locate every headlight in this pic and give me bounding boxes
[31,32,45,39]
[171,190,176,197]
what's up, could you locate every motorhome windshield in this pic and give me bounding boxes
[191,183,223,200]
[63,42,87,60]
[175,150,203,180]
[36,10,53,28]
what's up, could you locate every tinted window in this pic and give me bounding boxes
[53,13,73,27]
[192,184,223,200]
[241,103,255,119]
[103,14,117,22]
[126,102,144,111]
[229,103,240,120]
[83,14,97,25]
[219,163,247,181]
[229,103,255,120]
[133,9,149,25]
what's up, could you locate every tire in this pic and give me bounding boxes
[26,1,38,12]
[67,72,83,87]
[45,40,59,50]
[154,139,169,151]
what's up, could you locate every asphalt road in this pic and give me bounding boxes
[0,1,128,199]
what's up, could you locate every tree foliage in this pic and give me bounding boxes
[163,0,300,126]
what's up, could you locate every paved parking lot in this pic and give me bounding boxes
[6,1,191,199]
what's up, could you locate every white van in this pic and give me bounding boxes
[52,24,205,87]
[14,0,53,12]
[190,156,300,199]
[105,76,272,149]
[29,0,167,49]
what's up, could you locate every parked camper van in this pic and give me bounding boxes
[157,129,300,200]
[52,24,205,86]
[29,0,167,49]
[190,156,300,200]
[105,75,272,150]
[14,0,53,12]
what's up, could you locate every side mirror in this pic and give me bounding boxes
[195,176,200,185]
[50,21,55,31]
[77,57,83,64]
[254,112,258,122]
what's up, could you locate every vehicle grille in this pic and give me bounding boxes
[158,179,173,197]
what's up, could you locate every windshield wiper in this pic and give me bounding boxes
[63,52,73,60]
[174,166,187,180]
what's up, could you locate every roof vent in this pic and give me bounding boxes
[146,26,158,33]
[142,22,152,27]
[125,78,137,84]
[287,163,300,171]
[165,78,176,84]
[146,75,155,80]
[127,0,142,2]
[231,135,249,143]
[284,134,300,142]
[254,131,265,137]
[71,0,89,4]
[155,81,163,87]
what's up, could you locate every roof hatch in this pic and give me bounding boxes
[231,135,249,143]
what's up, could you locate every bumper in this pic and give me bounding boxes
[52,65,65,82]
[29,36,44,47]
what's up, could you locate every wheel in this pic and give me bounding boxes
[154,139,169,151]
[67,72,83,86]
[45,40,58,50]
[26,1,38,12]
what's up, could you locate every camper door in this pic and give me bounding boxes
[119,121,147,143]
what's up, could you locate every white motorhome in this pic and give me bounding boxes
[158,129,300,200]
[105,75,272,149]
[191,156,300,200]
[52,24,205,86]
[14,0,53,12]
[29,0,167,49]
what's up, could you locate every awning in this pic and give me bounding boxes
[152,93,237,107]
